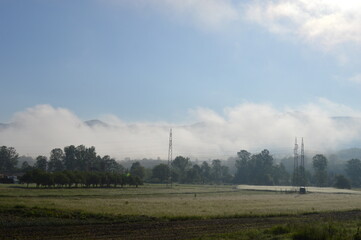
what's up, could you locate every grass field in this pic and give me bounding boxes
[2,184,361,217]
[2,184,361,239]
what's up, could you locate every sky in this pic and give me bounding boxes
[1,0,361,159]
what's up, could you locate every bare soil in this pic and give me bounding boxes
[2,210,361,240]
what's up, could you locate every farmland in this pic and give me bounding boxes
[2,184,361,239]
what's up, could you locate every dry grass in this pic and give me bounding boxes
[1,184,361,218]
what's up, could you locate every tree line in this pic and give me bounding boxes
[233,150,355,189]
[151,156,232,184]
[1,145,361,188]
[20,169,142,188]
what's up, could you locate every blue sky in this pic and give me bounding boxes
[1,0,361,158]
[1,0,361,123]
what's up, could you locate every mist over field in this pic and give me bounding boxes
[1,99,361,160]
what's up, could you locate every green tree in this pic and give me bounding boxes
[53,172,69,187]
[248,149,274,185]
[101,155,123,173]
[130,162,145,180]
[85,172,100,187]
[75,145,98,171]
[128,175,142,187]
[152,163,169,183]
[172,156,191,183]
[19,170,33,187]
[234,150,251,184]
[63,170,76,187]
[312,154,328,187]
[186,164,202,183]
[63,145,77,171]
[221,165,232,183]
[34,156,48,171]
[0,146,19,172]
[48,148,64,172]
[31,169,53,188]
[272,163,290,186]
[211,159,223,183]
[21,161,32,172]
[334,175,351,189]
[345,159,361,187]
[73,171,85,187]
[200,161,211,184]
[84,146,97,171]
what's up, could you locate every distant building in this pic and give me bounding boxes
[0,173,22,184]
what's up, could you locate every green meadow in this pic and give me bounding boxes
[2,184,361,218]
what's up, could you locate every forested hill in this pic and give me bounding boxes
[121,159,166,169]
[336,148,361,161]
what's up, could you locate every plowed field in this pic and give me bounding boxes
[2,210,361,240]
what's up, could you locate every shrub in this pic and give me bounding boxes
[268,225,290,235]
[334,175,351,189]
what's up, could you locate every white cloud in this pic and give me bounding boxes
[300,98,361,117]
[349,74,361,84]
[106,0,361,49]
[1,101,361,160]
[245,0,361,48]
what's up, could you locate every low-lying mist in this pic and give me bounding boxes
[1,99,361,160]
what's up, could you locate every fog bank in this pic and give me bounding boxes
[1,99,361,160]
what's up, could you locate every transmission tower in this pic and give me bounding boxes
[300,138,305,187]
[293,137,299,186]
[167,128,173,187]
[300,138,305,170]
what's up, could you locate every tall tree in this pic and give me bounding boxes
[200,161,211,184]
[85,146,97,171]
[248,149,274,185]
[34,156,48,171]
[221,165,232,183]
[186,164,202,183]
[130,162,145,180]
[272,163,290,186]
[345,159,361,187]
[172,156,191,183]
[63,145,77,171]
[312,154,328,187]
[234,150,251,184]
[152,163,169,183]
[101,155,123,173]
[48,148,64,172]
[211,159,223,183]
[21,161,32,172]
[0,146,19,172]
[75,145,87,171]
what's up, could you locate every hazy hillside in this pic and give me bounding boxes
[0,123,10,129]
[120,159,167,169]
[336,148,361,161]
[84,120,109,128]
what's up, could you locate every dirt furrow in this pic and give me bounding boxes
[2,210,361,240]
